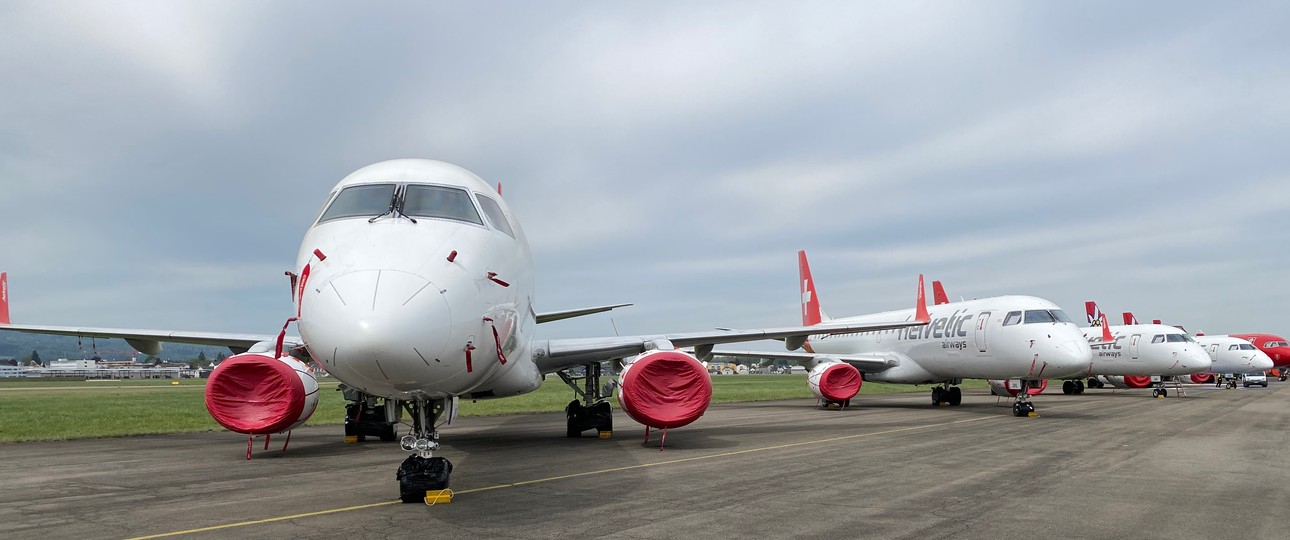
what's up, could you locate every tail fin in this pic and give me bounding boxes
[1152,319,1162,325]
[932,280,949,305]
[1100,314,1113,342]
[1085,301,1101,325]
[1122,312,1139,325]
[915,275,930,323]
[797,251,826,326]
[0,272,9,325]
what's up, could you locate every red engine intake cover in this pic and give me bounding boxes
[205,354,306,435]
[1189,373,1213,384]
[1122,375,1153,388]
[619,351,712,430]
[818,363,862,402]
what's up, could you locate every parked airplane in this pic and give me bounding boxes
[714,251,1094,417]
[1119,312,1274,388]
[1074,302,1212,397]
[0,159,930,502]
[1226,333,1290,376]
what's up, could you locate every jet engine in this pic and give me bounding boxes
[205,353,320,434]
[617,349,712,430]
[807,360,862,403]
[1186,373,1213,384]
[988,378,1048,396]
[1099,375,1154,389]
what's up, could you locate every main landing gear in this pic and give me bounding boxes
[1061,380,1086,395]
[396,397,456,503]
[931,381,963,406]
[1086,377,1105,389]
[559,362,615,439]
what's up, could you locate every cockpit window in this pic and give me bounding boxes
[1264,341,1288,348]
[402,185,483,225]
[318,184,396,223]
[1229,345,1240,351]
[1166,334,1194,343]
[1239,343,1256,350]
[1023,310,1056,324]
[475,194,515,237]
[1003,311,1022,326]
[1050,310,1073,323]
[1151,335,1166,344]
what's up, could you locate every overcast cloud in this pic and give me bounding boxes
[1,1,1287,350]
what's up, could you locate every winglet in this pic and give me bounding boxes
[932,280,949,305]
[0,272,8,325]
[1085,301,1100,325]
[798,250,823,326]
[915,274,930,323]
[1122,312,1138,325]
[1101,314,1113,342]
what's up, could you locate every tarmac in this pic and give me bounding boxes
[2,382,1288,539]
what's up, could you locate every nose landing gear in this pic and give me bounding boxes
[396,397,455,503]
[1012,394,1037,417]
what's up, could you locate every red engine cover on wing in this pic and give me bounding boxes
[618,351,712,430]
[205,354,307,435]
[816,363,862,402]
[1189,373,1213,384]
[1122,375,1153,388]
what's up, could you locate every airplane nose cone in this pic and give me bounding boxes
[1047,338,1094,378]
[299,269,452,391]
[1184,349,1213,371]
[1253,355,1275,371]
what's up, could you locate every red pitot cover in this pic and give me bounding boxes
[819,363,862,402]
[619,351,712,429]
[205,354,305,434]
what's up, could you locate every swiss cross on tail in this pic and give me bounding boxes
[798,250,823,326]
[931,280,950,305]
[1085,301,1102,325]
[1122,312,1139,325]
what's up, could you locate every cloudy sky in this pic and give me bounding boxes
[2,1,1287,350]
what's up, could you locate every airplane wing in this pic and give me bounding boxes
[0,323,278,355]
[536,303,632,324]
[704,349,897,372]
[531,319,921,374]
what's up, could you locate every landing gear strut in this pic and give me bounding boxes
[931,381,963,406]
[396,397,455,503]
[559,362,615,438]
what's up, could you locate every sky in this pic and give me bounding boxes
[1,1,1288,352]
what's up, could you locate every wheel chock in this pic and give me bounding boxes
[1027,411,1039,417]
[598,430,612,439]
[344,435,359,443]
[424,489,454,505]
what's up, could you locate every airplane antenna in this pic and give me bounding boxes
[610,318,621,337]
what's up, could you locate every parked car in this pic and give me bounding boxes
[1244,372,1269,388]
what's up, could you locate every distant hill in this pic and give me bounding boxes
[0,331,230,363]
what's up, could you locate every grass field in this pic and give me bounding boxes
[0,375,987,443]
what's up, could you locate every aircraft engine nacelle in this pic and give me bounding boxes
[1186,373,1213,384]
[1100,375,1156,389]
[205,353,320,435]
[807,360,862,402]
[987,379,1047,396]
[617,349,712,430]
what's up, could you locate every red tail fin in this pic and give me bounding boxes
[797,251,823,326]
[1122,312,1138,325]
[1152,319,1162,325]
[915,274,930,323]
[1085,301,1101,325]
[932,280,949,305]
[0,272,9,325]
[1101,314,1113,342]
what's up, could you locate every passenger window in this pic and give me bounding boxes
[1151,335,1165,344]
[475,194,516,237]
[1003,311,1022,326]
[318,184,396,223]
[403,185,483,225]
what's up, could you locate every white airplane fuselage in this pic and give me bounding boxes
[1195,335,1275,374]
[805,297,1093,382]
[296,160,540,401]
[1080,324,1212,376]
